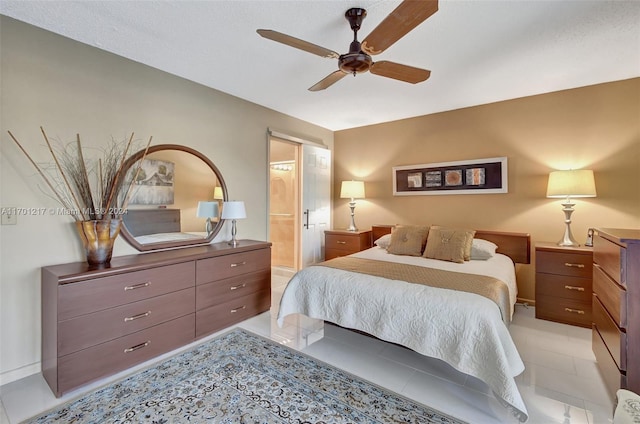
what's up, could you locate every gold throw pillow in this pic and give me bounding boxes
[423,226,476,263]
[387,225,430,256]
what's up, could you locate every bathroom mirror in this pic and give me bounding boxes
[119,144,227,252]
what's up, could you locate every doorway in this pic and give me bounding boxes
[269,138,299,273]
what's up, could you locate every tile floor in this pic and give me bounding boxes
[0,271,615,424]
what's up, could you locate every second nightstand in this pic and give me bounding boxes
[535,242,593,327]
[324,229,372,260]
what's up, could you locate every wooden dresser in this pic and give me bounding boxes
[324,229,372,260]
[535,242,593,327]
[42,240,271,397]
[591,228,640,399]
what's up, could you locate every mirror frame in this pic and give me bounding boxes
[119,144,227,252]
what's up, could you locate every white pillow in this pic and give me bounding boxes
[374,234,392,249]
[470,238,498,260]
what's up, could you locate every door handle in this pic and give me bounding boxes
[303,209,309,229]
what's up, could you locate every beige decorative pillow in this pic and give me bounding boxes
[387,225,430,256]
[423,226,476,263]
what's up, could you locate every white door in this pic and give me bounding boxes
[300,144,331,268]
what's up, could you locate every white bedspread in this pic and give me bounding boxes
[277,247,528,422]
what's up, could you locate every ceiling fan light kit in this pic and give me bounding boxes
[257,0,438,91]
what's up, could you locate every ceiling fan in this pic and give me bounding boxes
[257,0,438,91]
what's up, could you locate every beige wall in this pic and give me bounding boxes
[0,17,333,383]
[333,78,640,302]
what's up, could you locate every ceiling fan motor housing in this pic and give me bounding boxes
[339,8,372,74]
[339,51,372,74]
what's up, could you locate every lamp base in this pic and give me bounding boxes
[346,201,358,232]
[228,219,240,247]
[556,201,580,247]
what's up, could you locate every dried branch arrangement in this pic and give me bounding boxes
[6,127,152,221]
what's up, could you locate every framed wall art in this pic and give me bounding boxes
[392,157,508,196]
[128,159,175,205]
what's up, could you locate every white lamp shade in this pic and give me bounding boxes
[221,201,246,219]
[213,186,224,200]
[196,201,219,218]
[340,180,365,199]
[546,170,597,198]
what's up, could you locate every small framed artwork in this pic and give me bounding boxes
[392,157,508,196]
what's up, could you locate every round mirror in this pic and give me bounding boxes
[119,144,227,251]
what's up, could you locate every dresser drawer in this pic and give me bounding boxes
[196,248,270,284]
[536,251,592,278]
[196,270,270,310]
[58,288,195,357]
[57,313,195,396]
[594,234,626,287]
[592,327,626,401]
[325,233,362,253]
[196,289,270,338]
[58,262,195,321]
[593,264,627,328]
[535,273,591,302]
[593,295,627,371]
[535,295,592,327]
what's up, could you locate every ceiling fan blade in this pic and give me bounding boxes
[257,29,339,59]
[370,61,431,84]
[308,70,348,91]
[361,0,438,55]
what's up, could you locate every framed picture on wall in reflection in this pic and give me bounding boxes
[128,159,175,205]
[392,157,508,196]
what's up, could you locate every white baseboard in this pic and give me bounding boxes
[0,362,40,387]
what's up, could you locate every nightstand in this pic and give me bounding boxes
[324,229,372,260]
[535,242,593,327]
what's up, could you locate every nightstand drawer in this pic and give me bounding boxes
[535,295,592,327]
[535,273,591,302]
[325,233,363,252]
[536,250,592,278]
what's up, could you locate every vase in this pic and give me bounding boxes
[75,219,122,266]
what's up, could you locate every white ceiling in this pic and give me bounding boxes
[2,1,639,131]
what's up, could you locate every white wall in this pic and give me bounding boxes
[0,16,333,384]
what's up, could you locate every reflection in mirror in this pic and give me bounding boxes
[119,144,227,251]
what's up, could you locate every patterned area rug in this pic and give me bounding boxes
[26,329,467,423]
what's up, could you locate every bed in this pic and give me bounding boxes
[277,225,530,422]
[122,209,205,244]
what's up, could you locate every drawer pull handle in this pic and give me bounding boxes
[124,311,151,322]
[230,305,246,313]
[230,261,247,268]
[230,283,247,291]
[564,308,585,315]
[564,263,585,268]
[564,285,585,292]
[336,241,347,244]
[124,340,150,353]
[124,282,151,291]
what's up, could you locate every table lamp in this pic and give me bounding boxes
[340,180,365,232]
[546,169,596,246]
[221,201,246,247]
[196,201,219,236]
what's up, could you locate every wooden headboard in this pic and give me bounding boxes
[372,225,531,264]
[122,209,181,236]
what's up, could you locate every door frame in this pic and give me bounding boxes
[267,129,331,270]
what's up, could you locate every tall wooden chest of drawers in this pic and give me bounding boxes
[535,242,593,327]
[42,240,271,397]
[591,228,640,399]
